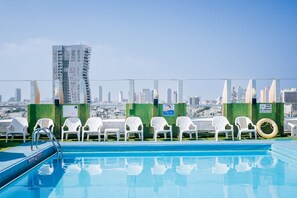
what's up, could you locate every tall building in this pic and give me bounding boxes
[189,96,200,105]
[15,88,21,102]
[167,88,172,104]
[0,95,2,103]
[140,89,151,103]
[52,45,91,104]
[108,92,111,103]
[119,91,123,103]
[173,91,178,103]
[282,88,297,103]
[99,86,103,103]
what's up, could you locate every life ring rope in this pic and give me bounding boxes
[256,118,278,139]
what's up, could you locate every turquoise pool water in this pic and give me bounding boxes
[1,149,297,198]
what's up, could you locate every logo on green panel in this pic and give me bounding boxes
[163,104,175,116]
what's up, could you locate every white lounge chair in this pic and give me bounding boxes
[61,117,82,142]
[176,116,198,141]
[33,118,55,141]
[212,116,234,141]
[235,116,257,140]
[151,117,172,142]
[124,117,143,141]
[6,117,28,143]
[82,117,103,141]
[288,123,297,138]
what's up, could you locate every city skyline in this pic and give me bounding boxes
[0,1,296,101]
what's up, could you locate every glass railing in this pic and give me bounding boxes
[0,78,296,119]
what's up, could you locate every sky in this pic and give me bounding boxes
[0,0,296,101]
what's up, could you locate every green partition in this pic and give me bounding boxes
[28,104,90,138]
[126,103,187,138]
[223,103,284,136]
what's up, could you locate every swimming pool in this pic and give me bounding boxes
[1,143,297,198]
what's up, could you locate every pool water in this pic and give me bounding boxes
[1,151,297,198]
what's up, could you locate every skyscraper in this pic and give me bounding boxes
[173,91,178,103]
[167,88,172,104]
[141,89,151,103]
[15,88,21,102]
[0,95,2,103]
[189,96,200,105]
[108,92,111,103]
[99,86,103,103]
[52,45,91,104]
[119,91,123,103]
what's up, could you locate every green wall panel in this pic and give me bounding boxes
[223,103,284,136]
[28,104,90,138]
[126,103,187,138]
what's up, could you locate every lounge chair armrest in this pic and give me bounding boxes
[251,124,257,129]
[166,124,172,128]
[6,125,12,132]
[235,123,241,129]
[82,125,87,131]
[227,124,233,130]
[192,124,197,130]
[288,123,297,129]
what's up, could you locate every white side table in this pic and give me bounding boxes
[104,128,120,141]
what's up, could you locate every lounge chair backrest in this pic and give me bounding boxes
[176,116,193,130]
[235,117,252,130]
[85,117,103,131]
[125,117,143,131]
[151,117,168,130]
[9,117,28,131]
[64,118,82,131]
[212,116,230,131]
[35,118,54,131]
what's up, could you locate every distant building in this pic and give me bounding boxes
[15,88,21,102]
[260,86,270,103]
[282,89,297,117]
[167,88,172,104]
[173,91,178,103]
[99,86,103,103]
[52,44,91,104]
[140,89,151,103]
[237,86,246,102]
[119,91,124,103]
[108,92,111,103]
[8,97,16,103]
[189,96,200,105]
[282,88,297,103]
[0,95,2,103]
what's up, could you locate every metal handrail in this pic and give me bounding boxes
[31,127,63,160]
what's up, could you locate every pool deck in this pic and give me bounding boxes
[1,139,297,187]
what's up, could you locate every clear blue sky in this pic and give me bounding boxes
[0,0,296,101]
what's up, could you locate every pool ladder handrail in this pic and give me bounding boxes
[31,127,63,160]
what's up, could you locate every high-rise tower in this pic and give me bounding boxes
[52,45,91,104]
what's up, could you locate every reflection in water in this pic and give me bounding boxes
[176,157,197,175]
[2,153,297,198]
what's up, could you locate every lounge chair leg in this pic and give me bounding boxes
[180,132,183,141]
